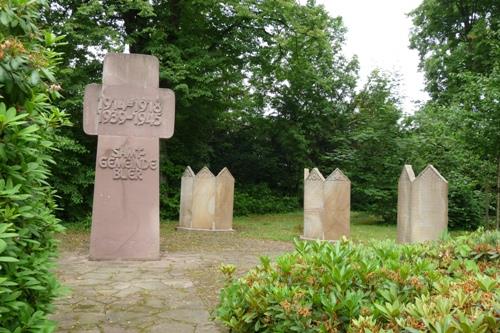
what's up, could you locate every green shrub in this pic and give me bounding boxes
[217,230,499,332]
[0,0,66,331]
[234,184,299,216]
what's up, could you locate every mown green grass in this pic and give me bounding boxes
[59,211,397,252]
[59,210,467,254]
[231,211,395,242]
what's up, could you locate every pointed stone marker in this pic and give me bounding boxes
[83,53,175,260]
[179,166,195,229]
[323,169,351,240]
[191,167,216,230]
[178,167,235,231]
[397,164,448,243]
[410,165,448,243]
[397,165,415,243]
[302,168,325,239]
[215,168,235,231]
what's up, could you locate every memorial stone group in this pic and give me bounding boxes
[85,53,449,261]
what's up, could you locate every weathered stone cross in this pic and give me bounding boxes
[83,53,175,260]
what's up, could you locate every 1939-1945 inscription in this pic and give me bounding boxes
[98,97,163,127]
[83,84,175,138]
[98,146,158,181]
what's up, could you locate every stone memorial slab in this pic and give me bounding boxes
[178,167,235,231]
[302,168,351,241]
[410,165,448,243]
[302,168,325,240]
[84,53,175,260]
[190,167,216,230]
[179,166,195,229]
[215,168,235,231]
[397,165,415,243]
[323,169,350,240]
[397,164,448,243]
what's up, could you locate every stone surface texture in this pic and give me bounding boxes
[397,165,415,243]
[178,167,234,231]
[179,166,195,229]
[397,164,448,243]
[191,167,217,230]
[302,168,350,241]
[90,136,160,260]
[410,165,448,243]
[84,53,175,260]
[323,169,350,240]
[51,252,219,332]
[303,168,325,239]
[215,168,235,231]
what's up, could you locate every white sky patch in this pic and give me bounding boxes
[316,0,429,114]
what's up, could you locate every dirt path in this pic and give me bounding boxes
[51,228,293,332]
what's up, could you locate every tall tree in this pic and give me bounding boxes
[42,0,360,219]
[344,70,405,222]
[409,0,500,228]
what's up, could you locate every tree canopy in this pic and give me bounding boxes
[29,0,500,229]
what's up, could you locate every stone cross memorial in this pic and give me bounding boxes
[397,164,448,244]
[83,53,175,260]
[302,168,351,241]
[178,166,234,231]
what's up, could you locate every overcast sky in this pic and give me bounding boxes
[316,0,428,114]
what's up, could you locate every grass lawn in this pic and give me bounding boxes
[230,211,395,242]
[59,211,396,253]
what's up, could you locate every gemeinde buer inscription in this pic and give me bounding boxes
[98,146,158,181]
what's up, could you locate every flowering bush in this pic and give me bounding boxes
[217,230,499,332]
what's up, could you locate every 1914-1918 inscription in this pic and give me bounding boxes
[84,84,175,138]
[98,97,162,126]
[98,146,158,181]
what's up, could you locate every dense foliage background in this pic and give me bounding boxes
[0,0,66,330]
[36,0,499,230]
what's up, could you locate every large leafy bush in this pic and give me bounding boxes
[217,230,499,332]
[234,184,299,216]
[0,0,66,331]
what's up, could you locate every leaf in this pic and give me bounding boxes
[0,12,9,26]
[40,68,56,82]
[0,256,19,263]
[30,70,40,86]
